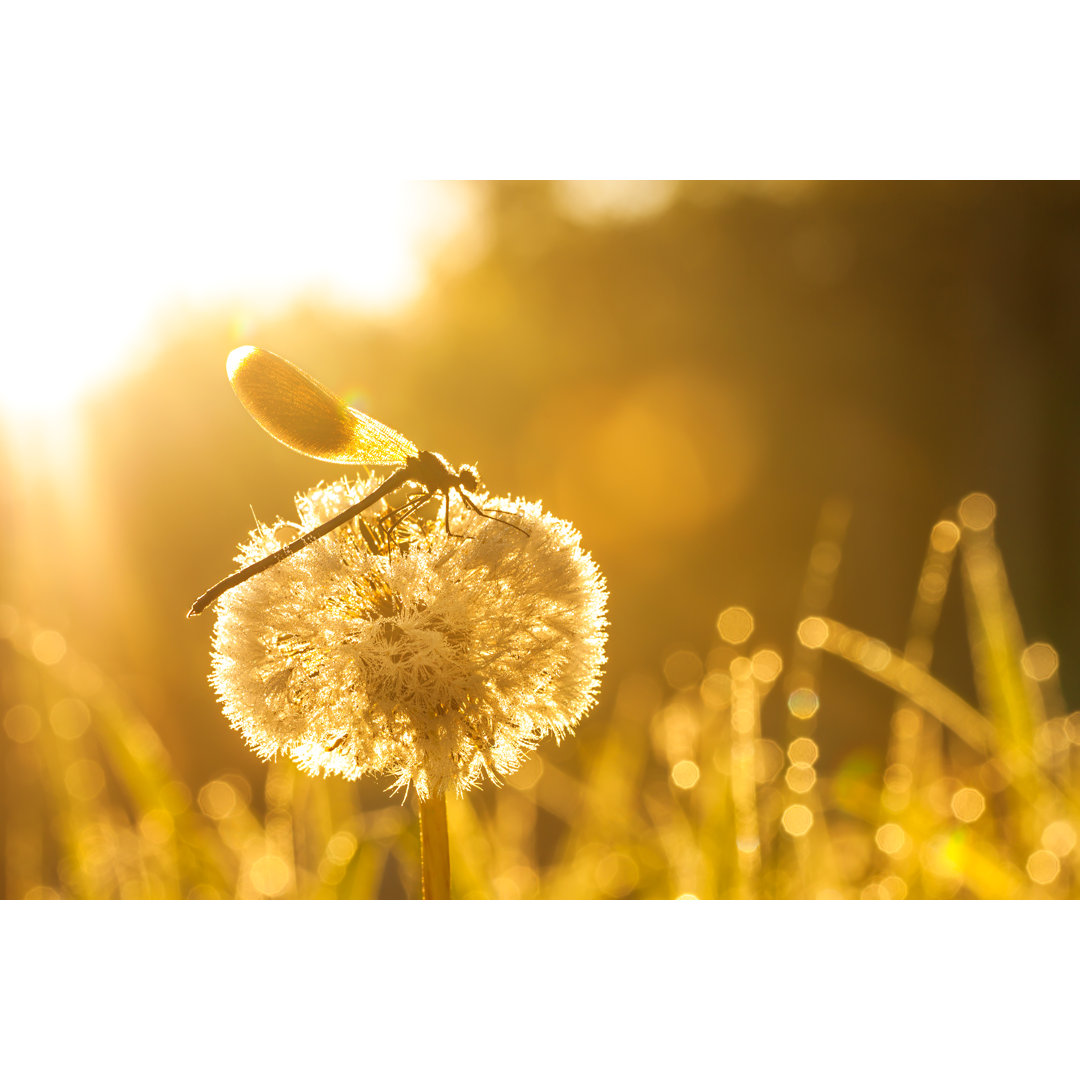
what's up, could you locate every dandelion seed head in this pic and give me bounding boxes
[209,474,608,799]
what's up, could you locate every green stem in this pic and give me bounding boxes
[419,793,451,899]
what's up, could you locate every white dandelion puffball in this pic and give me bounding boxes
[209,474,608,799]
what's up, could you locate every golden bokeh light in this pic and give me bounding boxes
[250,854,291,897]
[875,823,908,857]
[717,606,755,645]
[785,763,816,794]
[197,779,239,821]
[325,831,359,866]
[951,787,986,823]
[782,804,814,837]
[1026,849,1060,886]
[787,737,820,766]
[930,520,961,552]
[1021,643,1059,682]
[797,617,829,649]
[750,648,783,683]
[729,656,754,682]
[788,688,820,720]
[671,760,701,789]
[958,492,997,531]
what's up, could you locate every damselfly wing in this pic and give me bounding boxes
[225,346,418,466]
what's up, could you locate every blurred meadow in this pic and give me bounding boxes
[4,180,1080,899]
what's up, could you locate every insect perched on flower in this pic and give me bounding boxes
[196,347,608,806]
[189,346,528,615]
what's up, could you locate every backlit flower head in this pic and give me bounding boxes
[209,474,608,799]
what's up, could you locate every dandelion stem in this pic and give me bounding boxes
[419,794,451,899]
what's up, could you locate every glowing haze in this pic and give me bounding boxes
[1,8,497,424]
[1,177,468,421]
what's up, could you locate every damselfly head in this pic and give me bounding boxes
[459,466,480,493]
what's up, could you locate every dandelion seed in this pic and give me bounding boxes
[208,473,608,801]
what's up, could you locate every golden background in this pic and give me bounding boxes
[3,181,1078,898]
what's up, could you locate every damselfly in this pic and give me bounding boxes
[187,346,522,617]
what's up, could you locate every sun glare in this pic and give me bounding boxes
[1,182,473,425]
